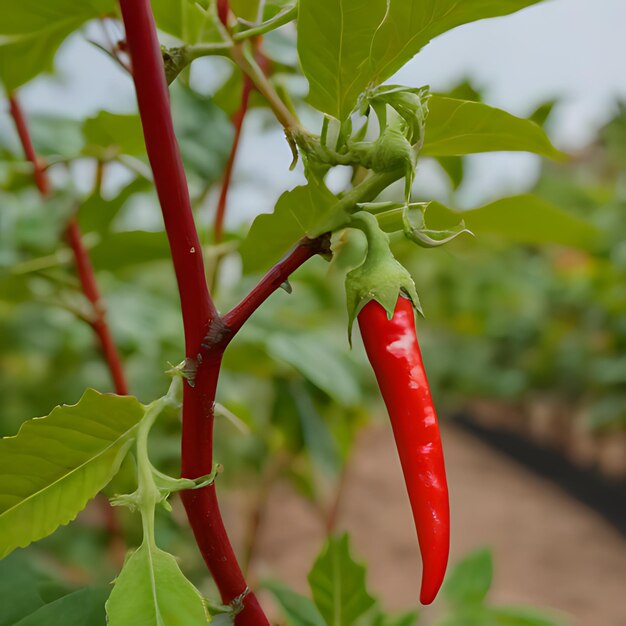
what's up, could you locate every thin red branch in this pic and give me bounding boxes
[213,76,253,244]
[217,0,230,26]
[214,43,270,244]
[8,96,50,196]
[8,94,128,396]
[65,219,129,395]
[118,1,268,623]
[223,235,330,337]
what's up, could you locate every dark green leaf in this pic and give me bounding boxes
[78,178,152,235]
[171,84,233,183]
[288,380,342,477]
[490,606,561,626]
[308,533,376,626]
[89,230,170,271]
[264,580,326,626]
[14,587,109,626]
[442,548,493,606]
[0,553,48,626]
[268,334,361,406]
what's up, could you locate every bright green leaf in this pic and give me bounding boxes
[427,195,598,250]
[442,548,493,606]
[0,0,116,90]
[82,112,146,158]
[106,542,210,626]
[422,97,564,159]
[264,580,326,626]
[14,587,109,626]
[308,533,376,626]
[298,0,544,119]
[0,390,145,558]
[240,181,338,274]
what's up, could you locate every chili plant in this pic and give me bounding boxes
[0,0,595,624]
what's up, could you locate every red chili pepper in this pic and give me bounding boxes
[358,296,449,605]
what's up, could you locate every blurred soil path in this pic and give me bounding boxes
[223,424,626,626]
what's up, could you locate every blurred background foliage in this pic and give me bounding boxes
[0,13,624,625]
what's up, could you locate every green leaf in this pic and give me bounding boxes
[288,380,342,477]
[308,533,376,626]
[151,0,226,44]
[106,542,210,626]
[427,195,598,250]
[0,390,145,558]
[89,230,170,271]
[298,0,543,119]
[14,587,109,626]
[264,580,326,626]
[27,115,84,159]
[422,97,564,159]
[368,609,419,626]
[0,0,116,90]
[0,553,49,625]
[78,178,152,235]
[82,112,146,158]
[240,181,338,274]
[529,100,557,127]
[435,156,465,190]
[442,548,493,606]
[297,0,388,120]
[268,334,361,406]
[490,606,561,626]
[171,84,234,183]
[230,0,263,22]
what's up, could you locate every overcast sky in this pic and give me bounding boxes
[8,0,626,215]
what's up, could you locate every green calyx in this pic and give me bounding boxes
[345,211,421,342]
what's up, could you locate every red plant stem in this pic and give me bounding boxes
[65,220,129,395]
[118,1,268,623]
[223,235,330,336]
[8,94,128,396]
[217,0,229,25]
[116,2,215,353]
[8,96,50,196]
[213,76,253,244]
